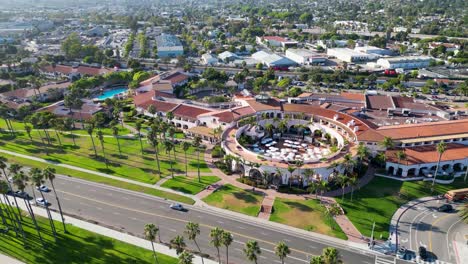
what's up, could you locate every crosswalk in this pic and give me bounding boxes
[375,256,395,264]
[388,254,453,264]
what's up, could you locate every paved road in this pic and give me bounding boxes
[31,175,392,264]
[396,199,466,264]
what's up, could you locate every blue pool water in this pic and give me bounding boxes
[96,87,128,100]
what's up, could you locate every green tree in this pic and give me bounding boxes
[380,136,394,149]
[135,120,144,155]
[322,247,342,264]
[96,130,108,168]
[210,227,223,263]
[221,231,233,264]
[86,125,98,157]
[432,142,447,186]
[43,167,67,233]
[336,174,349,200]
[24,124,33,144]
[182,142,191,177]
[147,126,161,177]
[178,251,193,264]
[185,222,204,264]
[243,240,261,264]
[193,136,202,183]
[170,235,186,255]
[275,241,290,264]
[0,179,26,245]
[112,126,122,157]
[144,223,160,264]
[164,140,175,178]
[61,32,82,59]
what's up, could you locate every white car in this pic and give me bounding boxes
[36,185,50,192]
[36,198,49,207]
[169,203,185,211]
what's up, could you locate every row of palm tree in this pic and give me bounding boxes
[0,156,66,248]
[144,220,341,264]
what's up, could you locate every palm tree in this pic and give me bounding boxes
[185,222,204,264]
[278,120,288,135]
[336,174,349,200]
[244,240,261,264]
[112,126,122,157]
[193,136,202,183]
[50,118,63,146]
[178,251,193,264]
[380,136,394,150]
[96,131,108,168]
[210,227,223,263]
[303,168,315,185]
[0,158,23,220]
[43,166,66,233]
[166,111,174,123]
[342,154,356,175]
[432,142,447,186]
[317,179,329,203]
[348,176,358,202]
[24,125,33,144]
[86,124,98,157]
[287,166,295,190]
[356,143,369,173]
[182,142,191,177]
[164,140,175,179]
[459,203,468,224]
[395,150,407,176]
[0,180,26,245]
[147,127,161,177]
[322,247,342,264]
[221,231,233,264]
[275,241,290,264]
[63,118,76,146]
[264,123,274,137]
[135,120,144,155]
[310,255,324,264]
[170,235,186,255]
[144,223,160,264]
[28,169,57,240]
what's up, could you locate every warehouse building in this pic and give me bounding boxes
[252,51,296,68]
[377,56,431,70]
[327,48,376,63]
[155,34,184,58]
[285,49,327,65]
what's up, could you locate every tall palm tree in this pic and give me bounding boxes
[0,180,26,245]
[432,142,447,186]
[178,251,194,264]
[395,150,407,176]
[43,167,66,233]
[459,204,468,224]
[342,154,356,175]
[244,240,261,264]
[210,227,223,263]
[380,136,394,150]
[278,120,288,135]
[303,169,315,185]
[322,247,342,264]
[96,131,108,168]
[147,127,161,177]
[50,118,63,146]
[182,142,191,177]
[135,120,145,155]
[221,231,233,264]
[193,136,202,183]
[164,140,175,179]
[275,241,290,264]
[185,222,204,264]
[336,174,349,200]
[86,124,98,157]
[317,179,329,203]
[348,176,358,202]
[264,123,274,137]
[170,235,186,255]
[28,169,57,240]
[144,223,160,264]
[27,168,45,246]
[24,125,33,144]
[63,118,76,146]
[310,255,324,264]
[287,166,295,190]
[0,158,23,220]
[112,126,122,157]
[356,143,369,173]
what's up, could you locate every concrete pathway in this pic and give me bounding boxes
[258,195,275,219]
[0,254,24,264]
[3,200,215,264]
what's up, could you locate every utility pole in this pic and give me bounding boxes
[370,221,376,249]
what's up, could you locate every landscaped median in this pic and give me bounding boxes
[0,152,195,205]
[269,198,348,240]
[202,184,264,216]
[161,176,221,195]
[336,176,467,239]
[0,211,179,264]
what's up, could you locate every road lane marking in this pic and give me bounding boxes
[410,209,430,250]
[446,219,462,261]
[54,189,341,260]
[428,213,452,252]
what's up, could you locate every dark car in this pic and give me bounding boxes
[419,246,428,260]
[438,204,453,212]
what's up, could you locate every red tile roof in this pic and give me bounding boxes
[386,143,468,165]
[210,106,256,123]
[366,95,394,109]
[133,90,177,111]
[172,104,212,119]
[341,92,365,101]
[377,119,468,140]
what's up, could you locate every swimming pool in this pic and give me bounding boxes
[96,87,128,100]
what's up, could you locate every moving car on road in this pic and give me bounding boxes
[36,198,49,207]
[419,246,428,261]
[438,204,453,212]
[169,203,185,211]
[36,185,50,192]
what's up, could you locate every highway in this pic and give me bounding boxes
[34,174,394,264]
[396,199,466,263]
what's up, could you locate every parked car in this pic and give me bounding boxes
[36,185,50,192]
[15,191,29,199]
[36,198,49,207]
[397,247,407,259]
[169,203,185,211]
[419,246,428,260]
[438,204,453,212]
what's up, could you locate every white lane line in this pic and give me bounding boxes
[259,255,267,259]
[260,232,269,236]
[62,197,70,201]
[363,261,372,264]
[169,228,177,232]
[96,207,102,210]
[309,245,317,249]
[284,238,291,242]
[234,248,242,252]
[217,221,224,224]
[409,209,430,250]
[446,219,462,262]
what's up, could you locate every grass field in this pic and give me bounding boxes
[0,210,177,264]
[0,152,195,204]
[269,198,348,240]
[202,184,263,216]
[161,176,221,195]
[0,122,209,185]
[336,176,467,239]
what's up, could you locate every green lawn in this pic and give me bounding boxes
[0,210,177,264]
[161,176,221,195]
[270,198,348,240]
[202,184,263,216]
[0,125,209,185]
[0,152,195,205]
[336,176,467,239]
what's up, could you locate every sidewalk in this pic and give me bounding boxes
[4,201,216,264]
[0,254,24,264]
